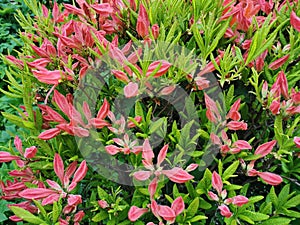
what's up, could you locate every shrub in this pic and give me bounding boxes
[1,0,300,224]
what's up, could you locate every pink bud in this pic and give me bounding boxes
[185,163,199,172]
[42,193,60,205]
[233,140,252,150]
[111,70,129,82]
[14,136,23,155]
[231,195,249,207]
[74,210,85,222]
[291,89,300,104]
[226,99,241,121]
[227,121,248,130]
[291,11,300,32]
[221,189,227,199]
[98,200,109,209]
[159,85,176,95]
[151,24,160,39]
[218,204,232,218]
[128,206,148,222]
[258,172,282,186]
[278,71,289,99]
[255,140,277,158]
[208,191,219,201]
[262,81,268,98]
[24,146,38,159]
[136,4,150,38]
[195,76,210,90]
[294,137,300,148]
[146,60,172,78]
[124,82,139,98]
[210,133,222,145]
[212,171,223,195]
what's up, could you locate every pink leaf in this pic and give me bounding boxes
[19,188,57,200]
[162,167,194,183]
[128,206,148,222]
[124,82,139,98]
[72,160,88,183]
[212,171,223,195]
[218,204,232,218]
[157,144,168,167]
[0,151,20,163]
[158,205,176,223]
[54,153,64,185]
[38,128,61,140]
[42,193,60,205]
[148,177,158,200]
[226,98,241,121]
[291,11,300,32]
[105,145,120,155]
[171,196,185,216]
[133,170,152,181]
[269,55,290,70]
[142,139,154,161]
[96,98,110,120]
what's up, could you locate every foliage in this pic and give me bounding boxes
[0,0,300,224]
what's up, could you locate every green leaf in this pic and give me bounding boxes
[269,186,278,208]
[238,215,254,224]
[52,201,60,223]
[241,211,269,221]
[32,199,47,221]
[92,211,108,222]
[10,206,46,224]
[225,85,235,111]
[199,198,212,210]
[260,202,272,215]
[222,161,239,180]
[97,186,109,200]
[185,181,196,199]
[278,184,290,206]
[284,195,300,208]
[187,197,199,217]
[189,215,208,222]
[149,117,166,134]
[258,217,291,225]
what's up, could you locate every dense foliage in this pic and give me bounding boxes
[0,0,300,224]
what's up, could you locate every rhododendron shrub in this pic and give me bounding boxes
[1,0,300,224]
